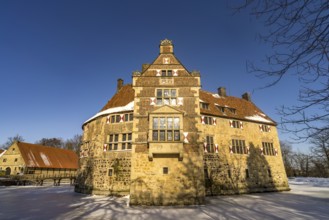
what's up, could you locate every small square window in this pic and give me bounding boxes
[163,167,169,174]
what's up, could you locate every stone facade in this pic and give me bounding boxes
[75,39,289,205]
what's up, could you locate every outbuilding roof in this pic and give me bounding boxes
[16,142,78,169]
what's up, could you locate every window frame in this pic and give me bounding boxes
[260,124,270,132]
[109,113,133,123]
[203,116,214,125]
[216,106,225,113]
[156,88,177,106]
[108,134,119,151]
[124,113,133,122]
[200,102,209,110]
[231,120,241,129]
[150,115,182,142]
[122,133,132,150]
[231,139,247,154]
[206,136,214,153]
[160,69,173,77]
[262,142,275,156]
[228,108,236,114]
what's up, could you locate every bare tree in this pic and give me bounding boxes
[309,131,329,176]
[293,152,310,177]
[35,138,64,148]
[1,134,25,149]
[64,134,82,155]
[233,0,329,140]
[280,141,295,177]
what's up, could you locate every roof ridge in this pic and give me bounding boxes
[17,142,76,153]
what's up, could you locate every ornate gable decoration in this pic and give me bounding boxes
[151,105,185,114]
[160,39,173,46]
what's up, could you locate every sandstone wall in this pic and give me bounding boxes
[200,117,290,194]
[75,115,133,195]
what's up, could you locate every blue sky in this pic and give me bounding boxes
[0,1,306,150]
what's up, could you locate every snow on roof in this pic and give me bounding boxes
[84,101,134,124]
[40,152,52,166]
[199,99,206,103]
[212,94,223,98]
[245,114,273,123]
[0,150,6,157]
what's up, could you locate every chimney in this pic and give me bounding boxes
[117,78,124,92]
[159,39,174,54]
[242,92,251,101]
[218,87,227,97]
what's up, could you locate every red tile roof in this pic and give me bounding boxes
[199,90,276,125]
[17,142,78,169]
[100,84,135,111]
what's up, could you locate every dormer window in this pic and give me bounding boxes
[216,106,225,113]
[200,102,209,110]
[229,108,236,114]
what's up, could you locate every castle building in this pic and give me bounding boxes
[75,39,289,205]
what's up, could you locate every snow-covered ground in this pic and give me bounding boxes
[0,178,328,220]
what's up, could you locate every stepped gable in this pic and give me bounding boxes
[17,142,78,169]
[100,84,135,112]
[199,90,276,125]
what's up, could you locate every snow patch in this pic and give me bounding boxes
[0,150,6,157]
[289,177,329,187]
[84,101,134,124]
[212,94,223,98]
[245,114,272,123]
[122,194,130,207]
[199,99,206,103]
[27,152,39,167]
[40,152,52,166]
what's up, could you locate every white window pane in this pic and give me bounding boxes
[167,118,173,129]
[160,130,165,141]
[171,98,177,105]
[163,98,170,105]
[174,117,180,129]
[167,131,173,141]
[164,89,170,97]
[160,117,166,129]
[153,118,158,129]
